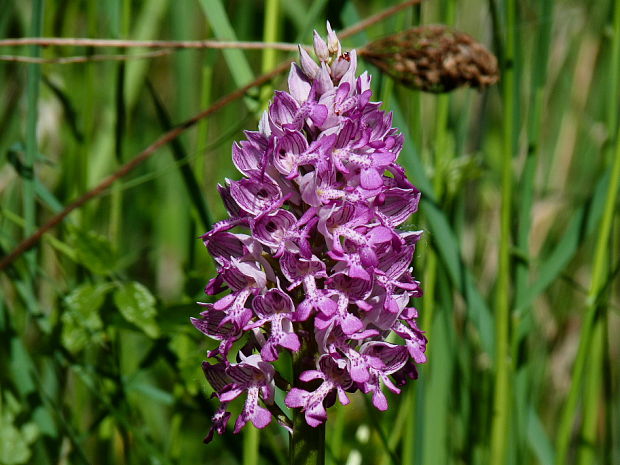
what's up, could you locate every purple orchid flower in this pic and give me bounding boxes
[193,23,426,442]
[219,354,275,433]
[285,355,352,427]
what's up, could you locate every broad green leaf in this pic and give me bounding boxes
[9,338,36,397]
[61,283,109,353]
[0,392,39,465]
[67,225,118,275]
[127,380,174,406]
[0,419,34,465]
[168,332,201,395]
[32,406,56,438]
[113,282,160,338]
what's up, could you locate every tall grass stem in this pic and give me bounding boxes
[490,0,517,462]
[24,0,43,277]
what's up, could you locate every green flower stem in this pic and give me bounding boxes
[329,403,345,465]
[290,325,325,465]
[490,0,517,463]
[577,319,604,465]
[290,408,325,465]
[243,425,260,465]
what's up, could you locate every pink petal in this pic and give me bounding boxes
[360,168,383,190]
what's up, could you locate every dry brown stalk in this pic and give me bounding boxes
[0,49,172,64]
[0,38,300,51]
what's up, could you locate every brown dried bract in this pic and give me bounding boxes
[360,25,499,93]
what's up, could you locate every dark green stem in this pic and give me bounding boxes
[290,408,325,465]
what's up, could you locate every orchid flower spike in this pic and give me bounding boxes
[193,23,426,443]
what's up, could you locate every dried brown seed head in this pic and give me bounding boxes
[361,25,499,93]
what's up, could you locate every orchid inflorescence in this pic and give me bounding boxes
[192,23,426,442]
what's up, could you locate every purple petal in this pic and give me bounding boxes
[230,176,282,216]
[288,62,312,102]
[280,332,300,351]
[251,405,272,429]
[285,388,308,408]
[360,168,384,190]
[372,391,388,411]
[299,45,320,79]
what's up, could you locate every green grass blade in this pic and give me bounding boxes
[421,293,454,465]
[527,407,554,465]
[23,0,43,276]
[259,0,281,107]
[198,0,258,112]
[125,0,169,107]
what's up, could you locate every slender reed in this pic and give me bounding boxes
[513,0,553,461]
[23,0,43,278]
[490,0,517,463]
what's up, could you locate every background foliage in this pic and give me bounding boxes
[1,1,618,464]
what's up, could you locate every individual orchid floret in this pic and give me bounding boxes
[218,354,275,433]
[285,356,352,427]
[193,23,426,443]
[248,289,301,361]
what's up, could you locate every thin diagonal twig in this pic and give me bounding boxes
[0,0,423,272]
[0,49,172,64]
[0,37,300,51]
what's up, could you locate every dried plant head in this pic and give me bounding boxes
[361,24,499,93]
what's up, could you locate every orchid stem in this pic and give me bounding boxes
[290,408,325,465]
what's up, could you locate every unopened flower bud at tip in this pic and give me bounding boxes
[313,30,329,62]
[326,21,341,57]
[299,45,320,79]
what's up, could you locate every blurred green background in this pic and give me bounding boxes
[0,1,618,464]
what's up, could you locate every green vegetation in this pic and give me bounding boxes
[0,1,618,464]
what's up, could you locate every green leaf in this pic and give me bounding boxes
[113,282,160,338]
[9,339,36,397]
[61,283,109,353]
[0,392,39,465]
[527,407,554,465]
[126,380,174,406]
[168,332,201,395]
[67,225,118,275]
